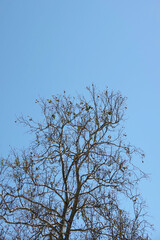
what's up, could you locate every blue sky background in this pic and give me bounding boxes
[0,1,160,239]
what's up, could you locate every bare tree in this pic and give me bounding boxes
[0,85,151,239]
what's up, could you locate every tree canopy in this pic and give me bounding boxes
[0,85,151,239]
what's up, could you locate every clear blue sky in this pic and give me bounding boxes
[0,1,160,239]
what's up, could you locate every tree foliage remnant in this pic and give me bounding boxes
[0,85,151,239]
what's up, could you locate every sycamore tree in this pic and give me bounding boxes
[0,85,151,240]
